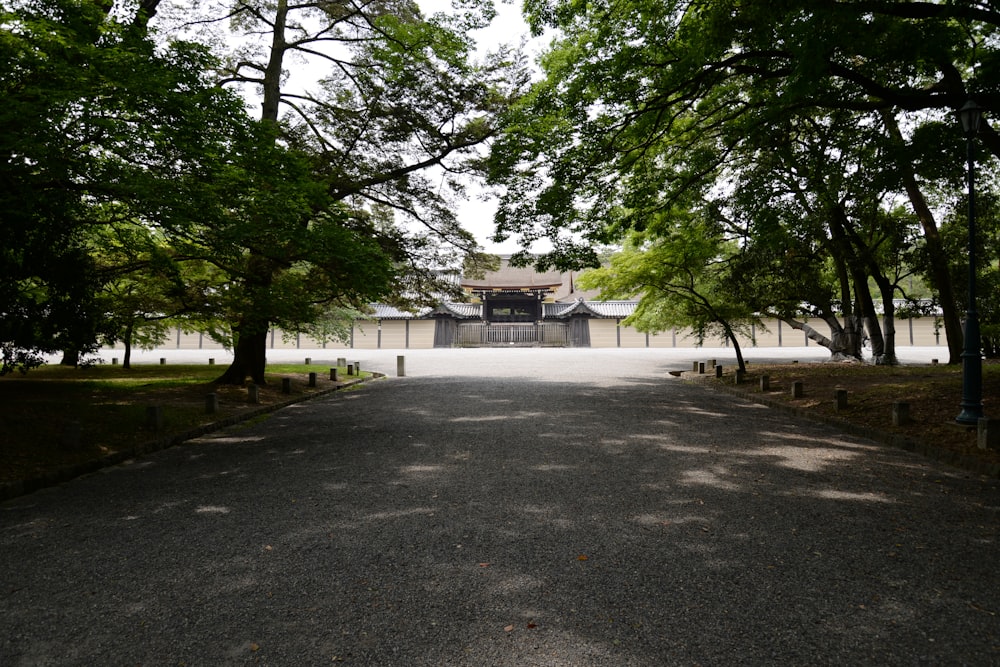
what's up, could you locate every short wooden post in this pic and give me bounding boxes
[397,355,405,377]
[735,369,746,385]
[353,361,361,374]
[205,393,218,414]
[304,357,311,365]
[692,361,700,373]
[111,358,118,365]
[281,377,291,394]
[146,405,164,431]
[714,364,723,378]
[978,419,1000,450]
[835,389,848,411]
[347,363,354,376]
[330,368,339,382]
[707,359,716,369]
[337,357,347,367]
[247,385,260,404]
[791,381,804,398]
[892,401,910,426]
[308,372,317,387]
[159,357,166,365]
[697,362,705,374]
[208,358,215,365]
[760,375,770,392]
[931,359,939,365]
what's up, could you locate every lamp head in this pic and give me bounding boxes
[959,100,985,136]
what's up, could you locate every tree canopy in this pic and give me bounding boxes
[1,0,528,378]
[489,0,999,363]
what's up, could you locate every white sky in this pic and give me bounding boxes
[419,0,551,255]
[159,0,549,256]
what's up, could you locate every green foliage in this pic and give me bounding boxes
[0,0,252,369]
[577,209,758,359]
[489,0,999,360]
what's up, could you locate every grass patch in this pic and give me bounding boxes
[0,362,371,484]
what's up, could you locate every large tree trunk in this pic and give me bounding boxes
[881,111,963,363]
[881,308,898,366]
[212,0,287,388]
[782,314,862,360]
[216,324,269,386]
[874,276,899,366]
[829,204,884,360]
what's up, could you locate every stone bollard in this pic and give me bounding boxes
[835,389,848,411]
[337,357,347,368]
[347,363,355,376]
[978,419,1000,450]
[397,355,405,377]
[892,401,910,426]
[205,393,218,414]
[715,364,723,378]
[330,368,339,382]
[735,369,746,385]
[308,372,317,387]
[247,385,260,404]
[208,358,215,365]
[281,377,291,394]
[692,361,700,373]
[791,381,804,399]
[146,405,164,431]
[760,375,770,392]
[304,357,311,365]
[159,357,166,365]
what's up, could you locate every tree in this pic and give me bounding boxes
[153,0,528,384]
[490,0,995,362]
[577,212,758,373]
[0,0,252,373]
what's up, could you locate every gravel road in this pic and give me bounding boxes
[2,348,998,665]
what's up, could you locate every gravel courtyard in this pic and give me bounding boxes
[2,348,998,665]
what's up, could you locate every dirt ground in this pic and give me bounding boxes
[707,360,1000,474]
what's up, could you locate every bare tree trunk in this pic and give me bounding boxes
[881,111,963,363]
[216,0,288,386]
[874,277,899,366]
[782,315,852,359]
[719,319,746,373]
[122,321,134,369]
[216,326,268,385]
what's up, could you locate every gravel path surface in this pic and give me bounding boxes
[3,349,999,665]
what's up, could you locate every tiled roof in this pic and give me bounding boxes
[460,255,564,291]
[545,300,636,319]
[584,301,637,318]
[425,302,482,319]
[368,304,421,320]
[369,300,636,320]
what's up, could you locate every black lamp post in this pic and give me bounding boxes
[956,100,986,426]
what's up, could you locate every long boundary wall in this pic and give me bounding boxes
[109,316,945,352]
